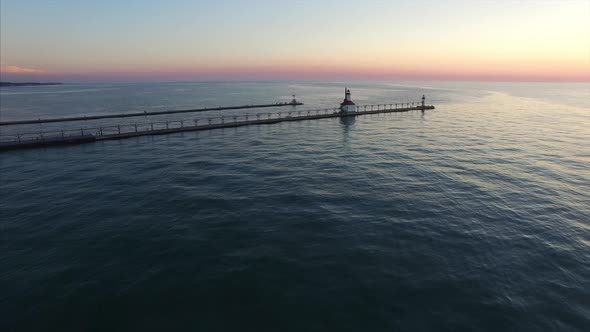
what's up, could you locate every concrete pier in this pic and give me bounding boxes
[0,102,304,126]
[0,104,434,151]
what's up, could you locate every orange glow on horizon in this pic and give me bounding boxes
[3,60,588,82]
[5,47,587,82]
[46,61,589,82]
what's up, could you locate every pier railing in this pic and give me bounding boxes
[1,109,334,143]
[0,102,432,146]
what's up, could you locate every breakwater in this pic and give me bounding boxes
[0,102,304,126]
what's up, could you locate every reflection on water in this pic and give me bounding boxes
[340,114,356,144]
[339,115,356,127]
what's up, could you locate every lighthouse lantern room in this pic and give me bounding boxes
[340,88,357,113]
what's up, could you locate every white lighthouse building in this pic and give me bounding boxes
[340,88,357,113]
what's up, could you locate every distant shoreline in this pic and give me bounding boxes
[0,82,63,87]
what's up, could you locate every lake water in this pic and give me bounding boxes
[1,81,589,331]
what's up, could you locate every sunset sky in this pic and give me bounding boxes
[1,0,589,82]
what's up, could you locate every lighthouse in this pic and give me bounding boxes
[340,87,356,113]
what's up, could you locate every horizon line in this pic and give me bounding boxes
[1,78,589,85]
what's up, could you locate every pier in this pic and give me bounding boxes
[0,101,304,126]
[0,102,434,151]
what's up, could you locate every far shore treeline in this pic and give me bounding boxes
[0,82,63,87]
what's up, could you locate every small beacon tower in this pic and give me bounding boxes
[340,88,356,113]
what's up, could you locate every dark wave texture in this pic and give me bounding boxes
[1,82,589,331]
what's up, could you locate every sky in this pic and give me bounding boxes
[1,0,589,82]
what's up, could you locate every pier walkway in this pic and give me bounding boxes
[0,103,434,151]
[0,102,304,126]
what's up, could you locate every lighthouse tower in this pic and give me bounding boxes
[340,88,356,113]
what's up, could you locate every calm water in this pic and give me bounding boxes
[1,81,589,331]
